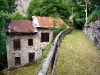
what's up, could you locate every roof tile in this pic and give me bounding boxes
[33,16,65,28]
[7,20,34,33]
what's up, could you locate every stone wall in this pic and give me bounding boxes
[6,29,53,68]
[83,19,100,48]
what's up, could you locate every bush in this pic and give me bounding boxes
[37,41,53,65]
[50,24,67,38]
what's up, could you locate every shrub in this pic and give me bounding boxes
[50,24,67,38]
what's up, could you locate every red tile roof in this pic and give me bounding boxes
[6,16,65,33]
[32,16,65,28]
[6,20,34,33]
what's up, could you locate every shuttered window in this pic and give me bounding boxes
[41,33,49,42]
[13,39,21,50]
[28,39,33,46]
[98,28,100,32]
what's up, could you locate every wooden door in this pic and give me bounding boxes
[29,53,35,63]
[15,57,21,66]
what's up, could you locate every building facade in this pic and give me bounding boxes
[6,16,65,68]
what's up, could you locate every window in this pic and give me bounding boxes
[28,39,33,46]
[15,57,21,66]
[98,28,100,32]
[13,39,21,50]
[41,33,49,42]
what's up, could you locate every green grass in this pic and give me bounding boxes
[5,41,53,75]
[0,71,6,75]
[55,30,100,75]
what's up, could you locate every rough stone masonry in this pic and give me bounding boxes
[83,19,100,48]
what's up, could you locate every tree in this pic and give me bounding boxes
[0,0,16,68]
[0,0,9,67]
[27,0,71,21]
[0,0,9,12]
[0,12,7,67]
[73,0,100,15]
[66,0,100,29]
[7,0,16,13]
[66,0,86,29]
[86,0,100,14]
[8,12,28,20]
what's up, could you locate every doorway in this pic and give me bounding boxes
[29,52,35,63]
[15,57,21,66]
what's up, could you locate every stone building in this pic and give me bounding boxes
[5,16,65,68]
[83,19,100,48]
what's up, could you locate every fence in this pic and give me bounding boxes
[38,29,72,75]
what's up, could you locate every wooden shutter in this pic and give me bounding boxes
[45,33,49,42]
[13,39,21,50]
[41,33,49,42]
[28,39,33,46]
[98,28,100,32]
[41,33,44,42]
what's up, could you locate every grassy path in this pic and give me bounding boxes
[55,30,100,75]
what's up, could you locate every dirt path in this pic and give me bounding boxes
[55,30,100,75]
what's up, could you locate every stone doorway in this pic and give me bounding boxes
[15,57,21,67]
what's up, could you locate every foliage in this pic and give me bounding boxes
[7,0,16,13]
[87,0,100,14]
[0,12,7,67]
[67,0,86,29]
[0,0,9,12]
[87,6,100,23]
[8,12,28,20]
[66,0,100,29]
[73,10,86,29]
[0,71,6,75]
[27,0,70,21]
[0,0,16,69]
[50,24,67,38]
[0,0,16,13]
[38,40,53,63]
[69,0,100,14]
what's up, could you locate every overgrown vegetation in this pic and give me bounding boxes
[0,0,17,69]
[87,6,100,23]
[0,0,28,69]
[0,12,8,70]
[0,71,6,75]
[27,0,70,21]
[50,24,67,38]
[8,12,28,20]
[67,0,100,29]
[37,40,53,64]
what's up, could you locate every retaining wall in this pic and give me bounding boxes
[83,19,100,48]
